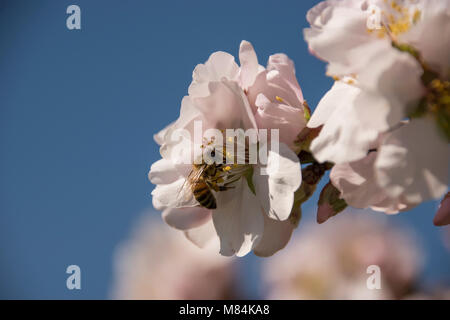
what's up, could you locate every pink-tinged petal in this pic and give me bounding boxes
[254,143,301,221]
[184,219,217,248]
[330,152,386,209]
[188,52,240,98]
[265,54,304,104]
[193,80,257,131]
[253,214,296,257]
[254,94,306,148]
[375,118,450,204]
[212,180,264,257]
[434,193,450,226]
[330,150,413,214]
[247,54,303,111]
[162,207,212,231]
[239,40,259,90]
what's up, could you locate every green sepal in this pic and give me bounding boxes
[245,167,256,195]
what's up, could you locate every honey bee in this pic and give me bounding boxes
[187,164,219,209]
[179,138,251,210]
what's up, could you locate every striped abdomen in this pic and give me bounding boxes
[191,180,217,209]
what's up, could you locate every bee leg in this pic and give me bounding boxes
[218,186,235,191]
[206,181,220,192]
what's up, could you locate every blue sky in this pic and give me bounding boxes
[0,0,448,299]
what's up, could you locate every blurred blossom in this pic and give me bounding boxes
[406,289,450,300]
[111,213,237,299]
[262,212,423,299]
[441,225,450,252]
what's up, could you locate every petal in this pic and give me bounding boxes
[254,143,302,221]
[309,81,379,164]
[265,54,304,104]
[330,152,386,209]
[370,196,415,215]
[304,0,381,76]
[193,80,257,131]
[254,94,306,148]
[247,54,304,111]
[184,219,218,248]
[375,117,450,204]
[330,150,413,214]
[159,96,203,162]
[154,121,175,146]
[212,180,264,257]
[188,51,240,98]
[151,178,198,210]
[253,214,296,257]
[401,0,450,78]
[148,159,183,185]
[308,80,353,128]
[162,206,212,230]
[355,47,424,130]
[239,40,259,90]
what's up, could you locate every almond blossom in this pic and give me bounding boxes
[304,0,449,210]
[149,41,306,257]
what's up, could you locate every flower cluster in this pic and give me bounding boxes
[305,0,449,223]
[149,0,449,257]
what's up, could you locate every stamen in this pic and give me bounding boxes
[275,96,285,103]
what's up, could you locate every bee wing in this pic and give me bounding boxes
[173,170,202,207]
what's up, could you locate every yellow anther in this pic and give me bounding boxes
[223,166,232,171]
[275,96,284,103]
